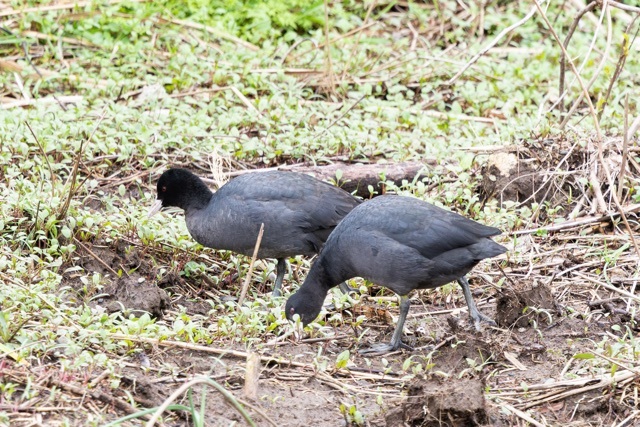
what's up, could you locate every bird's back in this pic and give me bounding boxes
[318,195,506,294]
[186,171,360,258]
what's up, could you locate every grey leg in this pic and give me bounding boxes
[359,295,413,355]
[457,276,496,331]
[338,281,357,295]
[272,258,287,297]
[321,282,356,311]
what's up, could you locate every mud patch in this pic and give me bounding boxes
[120,369,170,408]
[381,377,487,427]
[77,240,152,278]
[62,240,172,317]
[435,324,495,373]
[132,348,350,427]
[100,275,169,318]
[496,283,556,328]
[477,137,593,211]
[588,298,639,332]
[480,152,544,205]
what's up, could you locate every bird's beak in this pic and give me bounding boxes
[148,199,163,218]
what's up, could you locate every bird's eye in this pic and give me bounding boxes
[161,186,167,192]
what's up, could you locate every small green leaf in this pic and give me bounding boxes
[335,350,350,369]
[339,403,346,415]
[573,353,595,359]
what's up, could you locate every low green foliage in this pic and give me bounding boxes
[149,0,330,43]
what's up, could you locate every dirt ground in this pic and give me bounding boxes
[54,236,638,426]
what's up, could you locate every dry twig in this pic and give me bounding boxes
[558,0,598,112]
[238,223,265,306]
[447,1,544,85]
[560,3,612,128]
[155,17,258,51]
[0,0,146,17]
[598,15,640,121]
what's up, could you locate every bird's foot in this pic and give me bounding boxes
[358,341,413,356]
[470,312,497,331]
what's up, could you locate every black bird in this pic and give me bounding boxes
[149,168,361,296]
[285,194,507,354]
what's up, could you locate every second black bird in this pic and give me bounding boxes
[285,194,507,355]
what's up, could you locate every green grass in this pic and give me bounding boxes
[1,0,640,425]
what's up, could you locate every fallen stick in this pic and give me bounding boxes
[284,161,430,198]
[499,402,545,427]
[0,0,146,17]
[50,378,145,418]
[243,352,261,400]
[509,203,640,235]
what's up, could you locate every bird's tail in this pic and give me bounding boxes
[471,239,507,260]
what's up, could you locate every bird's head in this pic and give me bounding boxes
[285,289,324,326]
[148,168,209,217]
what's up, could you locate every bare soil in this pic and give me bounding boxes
[51,235,636,426]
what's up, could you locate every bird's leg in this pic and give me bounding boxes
[338,281,357,295]
[457,276,496,331]
[272,258,287,297]
[359,295,413,355]
[322,282,358,311]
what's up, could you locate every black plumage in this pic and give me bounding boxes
[149,168,361,296]
[285,194,507,354]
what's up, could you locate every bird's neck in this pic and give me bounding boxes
[301,257,342,294]
[183,181,213,212]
